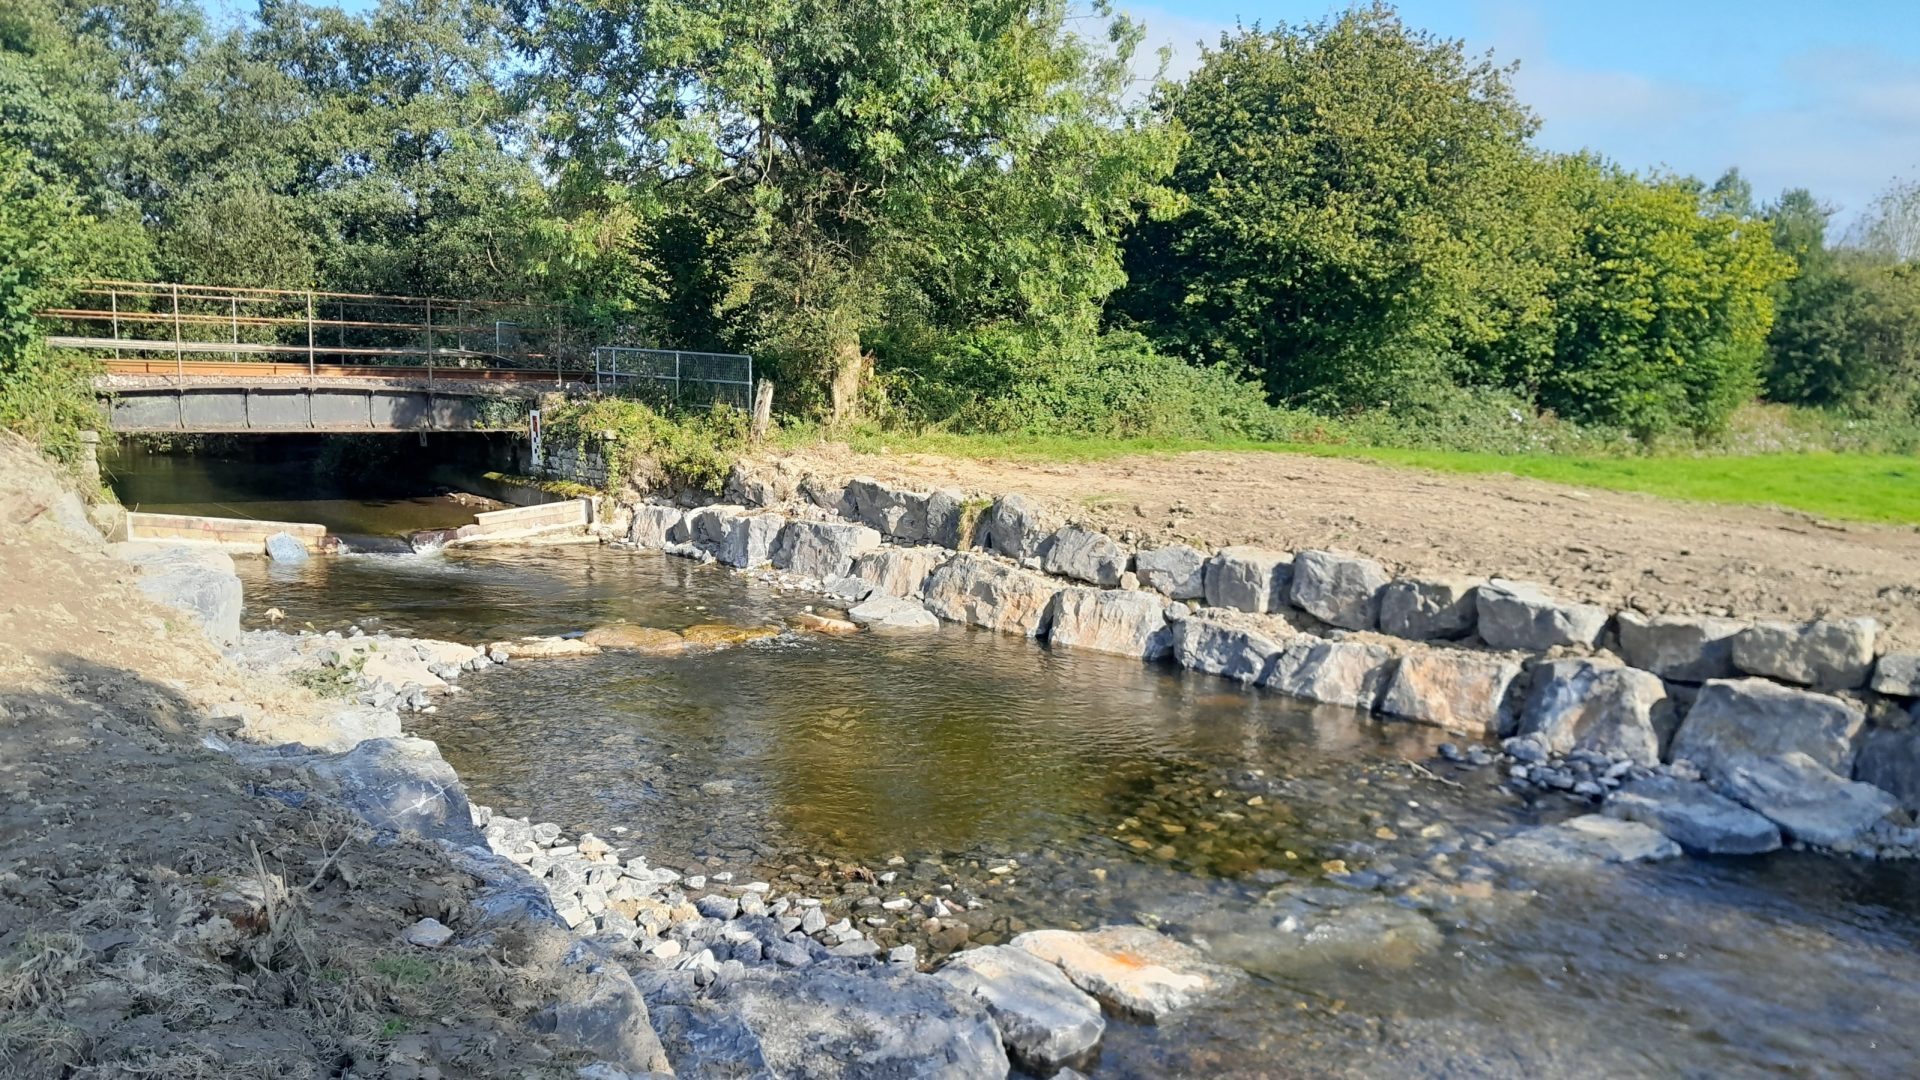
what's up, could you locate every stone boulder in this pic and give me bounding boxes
[922,553,1061,638]
[1134,544,1207,600]
[1203,547,1292,614]
[1261,637,1396,710]
[486,635,602,659]
[1872,653,1920,698]
[1717,752,1897,849]
[264,531,309,563]
[724,460,801,508]
[924,488,967,549]
[718,512,787,569]
[1668,678,1865,780]
[1041,526,1130,587]
[1475,580,1609,651]
[841,476,931,544]
[1486,815,1681,869]
[115,543,245,647]
[1602,775,1781,855]
[1377,576,1480,641]
[1732,617,1879,689]
[1616,612,1744,683]
[1379,649,1524,737]
[301,737,480,846]
[581,625,686,654]
[791,612,860,635]
[685,504,746,547]
[681,623,782,647]
[935,945,1105,1073]
[1515,658,1670,765]
[772,520,884,580]
[1855,726,1920,812]
[1288,550,1389,630]
[975,493,1057,564]
[1012,925,1239,1021]
[1046,588,1172,661]
[1170,614,1288,683]
[317,704,404,750]
[644,965,1008,1080]
[627,505,684,548]
[545,944,673,1075]
[851,547,947,599]
[847,595,940,632]
[1175,897,1440,979]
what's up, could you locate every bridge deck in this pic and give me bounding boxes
[95,356,567,383]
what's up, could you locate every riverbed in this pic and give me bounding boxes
[236,545,1920,1078]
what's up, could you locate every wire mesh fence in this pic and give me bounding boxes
[593,347,754,410]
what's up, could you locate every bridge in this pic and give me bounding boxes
[45,281,753,433]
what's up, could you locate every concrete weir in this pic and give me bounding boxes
[124,511,330,553]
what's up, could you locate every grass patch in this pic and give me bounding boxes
[814,429,1920,526]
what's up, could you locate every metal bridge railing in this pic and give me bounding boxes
[593,346,754,410]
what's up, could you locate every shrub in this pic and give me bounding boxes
[541,395,749,495]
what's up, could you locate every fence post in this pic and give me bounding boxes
[109,286,120,360]
[674,351,682,407]
[425,298,434,387]
[230,295,239,362]
[306,291,316,377]
[750,378,774,442]
[171,283,182,379]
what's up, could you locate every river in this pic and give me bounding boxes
[119,450,1920,1077]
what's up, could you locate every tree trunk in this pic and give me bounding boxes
[828,333,865,425]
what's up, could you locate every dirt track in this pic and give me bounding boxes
[768,445,1920,651]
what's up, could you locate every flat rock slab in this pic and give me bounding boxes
[791,611,860,635]
[1603,775,1781,855]
[1476,579,1609,651]
[1732,618,1877,689]
[681,623,782,648]
[488,635,602,659]
[1012,925,1240,1021]
[935,945,1105,1073]
[581,625,687,654]
[847,595,940,632]
[1718,752,1897,849]
[1486,815,1681,870]
[1178,897,1440,979]
[1668,678,1865,780]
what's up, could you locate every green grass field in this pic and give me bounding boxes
[823,431,1920,526]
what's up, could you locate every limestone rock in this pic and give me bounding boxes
[1041,526,1130,587]
[1668,678,1865,780]
[1011,925,1238,1021]
[1202,546,1292,614]
[1516,658,1669,765]
[791,612,860,635]
[685,504,747,547]
[1475,579,1609,651]
[718,512,787,569]
[1134,544,1207,600]
[1718,752,1897,848]
[1872,653,1920,698]
[935,945,1105,1072]
[1487,815,1681,869]
[976,493,1058,564]
[841,477,931,544]
[1288,550,1389,630]
[681,624,782,647]
[264,531,309,563]
[1170,614,1288,683]
[1377,576,1480,641]
[1732,618,1878,689]
[548,947,673,1076]
[850,547,948,599]
[1602,775,1781,855]
[847,595,940,632]
[922,553,1061,638]
[771,520,883,580]
[1261,637,1396,710]
[1855,726,1920,812]
[627,505,683,548]
[487,635,602,659]
[924,488,967,549]
[1047,588,1172,661]
[1379,649,1523,737]
[402,917,455,948]
[302,737,480,846]
[1616,611,1744,683]
[114,543,245,646]
[581,625,686,655]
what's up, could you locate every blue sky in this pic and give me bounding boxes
[224,0,1920,228]
[1128,1,1920,227]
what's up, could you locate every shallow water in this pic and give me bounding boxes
[237,545,1920,1079]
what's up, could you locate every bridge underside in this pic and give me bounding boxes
[102,384,522,433]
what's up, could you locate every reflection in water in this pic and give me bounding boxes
[234,545,1920,1078]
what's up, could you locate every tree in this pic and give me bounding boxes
[512,0,1178,419]
[1541,158,1793,435]
[1848,177,1920,263]
[1117,5,1557,409]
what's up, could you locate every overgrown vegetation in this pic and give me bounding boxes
[541,396,750,495]
[2,0,1916,470]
